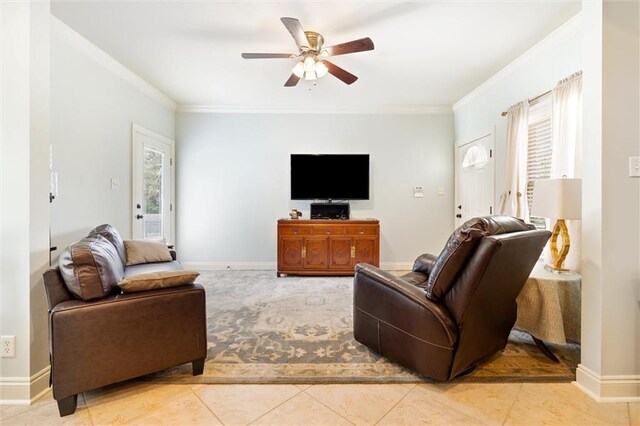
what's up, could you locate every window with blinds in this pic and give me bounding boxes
[527,96,552,229]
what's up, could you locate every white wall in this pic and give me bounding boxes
[576,0,640,400]
[176,112,454,268]
[50,27,175,254]
[453,14,583,206]
[0,0,51,402]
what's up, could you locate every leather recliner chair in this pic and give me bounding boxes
[353,216,551,381]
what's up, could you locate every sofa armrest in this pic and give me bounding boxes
[412,253,438,275]
[49,284,206,400]
[354,264,457,348]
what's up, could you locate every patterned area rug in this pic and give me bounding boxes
[146,271,580,384]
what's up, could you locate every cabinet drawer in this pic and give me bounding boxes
[311,226,347,236]
[279,226,311,236]
[349,226,378,236]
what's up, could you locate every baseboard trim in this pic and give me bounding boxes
[182,262,277,270]
[0,366,51,405]
[183,262,414,272]
[575,364,640,402]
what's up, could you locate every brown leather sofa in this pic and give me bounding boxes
[43,225,207,416]
[353,216,550,381]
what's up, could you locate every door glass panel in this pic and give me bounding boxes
[144,147,164,239]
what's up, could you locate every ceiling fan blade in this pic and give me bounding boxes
[324,37,374,57]
[324,61,358,85]
[281,17,309,50]
[241,53,294,59]
[284,74,301,87]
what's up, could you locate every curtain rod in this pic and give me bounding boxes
[500,89,552,117]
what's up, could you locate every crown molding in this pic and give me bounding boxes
[50,15,177,112]
[176,104,452,115]
[452,12,582,112]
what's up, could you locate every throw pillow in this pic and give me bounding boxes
[124,239,172,266]
[118,270,200,293]
[58,234,124,301]
[89,224,127,265]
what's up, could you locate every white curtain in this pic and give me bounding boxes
[550,71,583,271]
[551,71,583,178]
[499,101,530,220]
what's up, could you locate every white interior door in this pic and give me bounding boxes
[455,132,495,228]
[132,124,175,243]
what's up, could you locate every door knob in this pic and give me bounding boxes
[456,214,462,218]
[136,214,144,220]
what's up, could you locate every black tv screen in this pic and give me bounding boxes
[291,154,370,200]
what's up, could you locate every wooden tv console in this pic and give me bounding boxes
[277,219,380,277]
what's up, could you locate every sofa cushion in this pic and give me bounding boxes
[118,270,200,293]
[425,225,485,301]
[58,234,124,301]
[124,240,172,266]
[89,224,126,266]
[467,215,536,235]
[425,216,536,301]
[124,260,183,278]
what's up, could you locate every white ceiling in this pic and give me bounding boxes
[51,1,581,109]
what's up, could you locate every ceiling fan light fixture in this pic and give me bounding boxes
[315,61,329,78]
[242,17,374,87]
[292,62,305,78]
[303,55,316,72]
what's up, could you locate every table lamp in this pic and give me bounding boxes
[531,178,582,272]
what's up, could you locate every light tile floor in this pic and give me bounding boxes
[1,381,638,425]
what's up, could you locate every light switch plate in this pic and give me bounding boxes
[629,157,640,177]
[437,187,445,195]
[413,186,424,198]
[110,178,120,190]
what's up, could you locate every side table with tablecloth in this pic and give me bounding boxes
[515,262,581,351]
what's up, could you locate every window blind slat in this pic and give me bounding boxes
[527,100,553,230]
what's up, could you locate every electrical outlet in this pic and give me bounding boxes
[1,335,16,358]
[629,157,640,177]
[413,186,424,198]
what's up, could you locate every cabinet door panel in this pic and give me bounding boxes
[303,237,328,269]
[354,237,377,266]
[329,237,353,269]
[279,237,304,269]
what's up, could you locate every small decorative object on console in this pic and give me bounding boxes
[289,209,302,219]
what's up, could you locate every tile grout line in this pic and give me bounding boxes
[0,390,58,423]
[299,387,358,426]
[83,392,97,426]
[373,384,414,425]
[246,386,306,425]
[394,384,487,425]
[89,383,191,425]
[502,382,524,425]
[189,385,226,425]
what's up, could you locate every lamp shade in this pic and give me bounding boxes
[531,178,582,220]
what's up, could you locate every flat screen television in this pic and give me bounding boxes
[290,154,370,200]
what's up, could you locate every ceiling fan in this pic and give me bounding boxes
[241,17,374,87]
